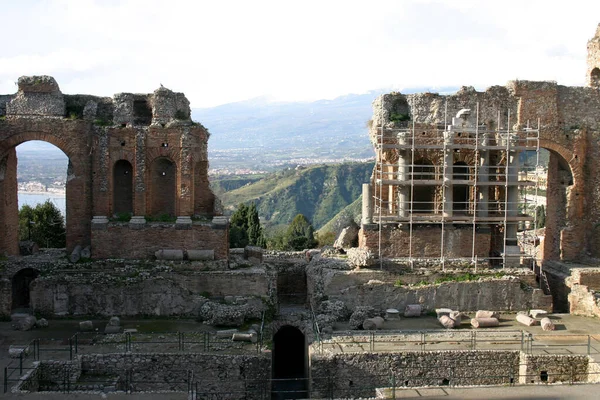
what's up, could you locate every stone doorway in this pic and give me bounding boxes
[11,268,39,311]
[271,325,308,400]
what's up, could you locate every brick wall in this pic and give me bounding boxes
[91,222,228,260]
[359,225,490,258]
[0,148,18,255]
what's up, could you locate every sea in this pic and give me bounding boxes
[18,193,66,216]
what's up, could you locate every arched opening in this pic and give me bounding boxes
[113,160,133,216]
[12,268,40,311]
[15,141,67,249]
[591,67,600,88]
[149,157,176,218]
[453,161,469,213]
[411,159,435,213]
[272,325,308,400]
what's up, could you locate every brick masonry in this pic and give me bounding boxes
[0,76,227,258]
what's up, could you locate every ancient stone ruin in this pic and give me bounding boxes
[360,23,600,282]
[0,76,228,260]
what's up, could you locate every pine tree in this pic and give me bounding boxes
[18,200,66,248]
[284,214,317,250]
[229,203,266,248]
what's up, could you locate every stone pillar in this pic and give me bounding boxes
[477,133,489,218]
[443,132,453,218]
[397,132,409,218]
[361,183,373,225]
[0,149,19,256]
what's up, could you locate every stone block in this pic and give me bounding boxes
[9,345,29,358]
[79,320,94,331]
[404,304,422,317]
[104,325,121,334]
[175,216,192,230]
[155,249,184,260]
[11,314,36,331]
[334,223,359,249]
[108,316,120,326]
[91,216,109,230]
[129,216,147,230]
[36,318,49,328]
[187,249,214,261]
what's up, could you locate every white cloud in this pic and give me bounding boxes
[1,0,600,106]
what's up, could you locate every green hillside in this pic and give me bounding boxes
[317,196,363,236]
[220,162,374,229]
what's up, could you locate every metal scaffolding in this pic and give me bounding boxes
[372,102,543,270]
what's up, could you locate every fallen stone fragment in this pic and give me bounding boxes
[386,308,400,320]
[471,317,499,328]
[438,315,459,329]
[362,316,384,330]
[404,304,422,317]
[36,318,49,328]
[436,308,453,318]
[70,245,82,263]
[9,345,29,358]
[108,316,120,326]
[232,332,258,343]
[81,245,91,259]
[79,320,94,331]
[529,309,548,319]
[216,329,238,338]
[449,311,467,323]
[475,310,499,319]
[516,314,538,327]
[541,317,555,331]
[11,314,36,331]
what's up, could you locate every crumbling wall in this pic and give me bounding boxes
[311,350,520,398]
[307,260,549,313]
[566,268,600,317]
[80,353,270,396]
[519,353,588,384]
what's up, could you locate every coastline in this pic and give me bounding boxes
[18,190,65,197]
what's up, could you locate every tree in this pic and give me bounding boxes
[18,200,66,248]
[229,203,266,248]
[535,205,546,228]
[284,214,317,250]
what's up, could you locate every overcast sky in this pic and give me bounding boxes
[1,0,600,107]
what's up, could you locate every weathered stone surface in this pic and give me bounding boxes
[35,318,49,328]
[347,248,375,268]
[404,304,422,317]
[187,249,214,261]
[197,299,264,327]
[475,310,499,319]
[471,317,499,328]
[69,245,82,263]
[108,316,120,326]
[79,320,93,331]
[349,306,378,329]
[155,249,184,261]
[318,300,350,321]
[11,314,36,331]
[9,345,29,358]
[19,241,39,256]
[333,223,359,249]
[438,315,459,329]
[362,316,384,330]
[541,317,555,331]
[516,314,537,326]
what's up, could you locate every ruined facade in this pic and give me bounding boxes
[0,76,228,260]
[359,24,600,267]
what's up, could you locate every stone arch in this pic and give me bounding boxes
[11,267,40,311]
[591,67,600,88]
[112,159,133,216]
[537,140,578,261]
[411,158,435,213]
[148,157,177,217]
[272,325,308,400]
[0,132,89,254]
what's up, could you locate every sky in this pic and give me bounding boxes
[1,0,600,108]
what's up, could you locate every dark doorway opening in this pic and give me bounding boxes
[113,160,133,216]
[12,268,39,311]
[272,326,308,400]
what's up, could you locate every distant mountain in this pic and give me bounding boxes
[219,162,374,229]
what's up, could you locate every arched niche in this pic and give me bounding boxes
[113,160,133,216]
[149,157,177,218]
